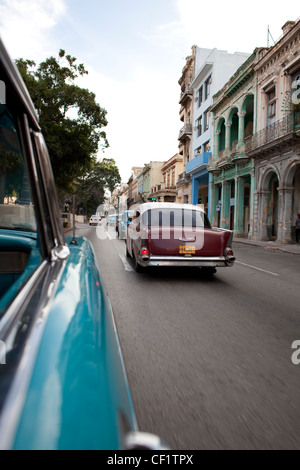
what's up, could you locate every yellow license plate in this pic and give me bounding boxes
[179,245,196,254]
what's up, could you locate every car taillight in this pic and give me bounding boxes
[141,249,148,256]
[224,247,235,266]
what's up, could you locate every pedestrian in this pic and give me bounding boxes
[296,213,300,243]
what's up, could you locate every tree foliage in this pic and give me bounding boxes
[74,158,121,216]
[16,50,109,194]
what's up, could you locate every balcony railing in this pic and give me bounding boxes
[178,123,192,141]
[176,172,191,186]
[245,112,300,156]
[186,152,210,174]
[179,87,193,105]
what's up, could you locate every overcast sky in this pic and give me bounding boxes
[0,0,299,181]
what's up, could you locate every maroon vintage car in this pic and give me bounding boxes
[126,203,235,273]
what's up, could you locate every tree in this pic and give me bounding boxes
[16,50,109,195]
[74,158,121,215]
[97,158,121,194]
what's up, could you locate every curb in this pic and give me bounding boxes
[233,238,300,255]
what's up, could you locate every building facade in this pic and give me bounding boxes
[209,48,267,237]
[187,47,251,216]
[142,161,164,201]
[177,47,196,204]
[245,20,300,244]
[151,154,183,202]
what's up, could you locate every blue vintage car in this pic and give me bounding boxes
[0,38,165,450]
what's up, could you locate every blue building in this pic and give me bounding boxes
[186,47,250,216]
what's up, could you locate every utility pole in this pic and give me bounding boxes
[70,193,78,245]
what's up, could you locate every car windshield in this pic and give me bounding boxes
[141,208,211,229]
[0,104,36,232]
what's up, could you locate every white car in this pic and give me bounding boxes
[89,214,102,226]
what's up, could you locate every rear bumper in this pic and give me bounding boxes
[138,255,235,268]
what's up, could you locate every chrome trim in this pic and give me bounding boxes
[138,255,233,268]
[0,36,40,130]
[51,244,70,261]
[0,260,66,450]
[124,432,169,450]
[0,261,48,338]
[144,255,227,261]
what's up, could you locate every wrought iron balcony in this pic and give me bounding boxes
[245,112,300,157]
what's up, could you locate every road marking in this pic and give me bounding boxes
[236,261,279,277]
[119,254,134,272]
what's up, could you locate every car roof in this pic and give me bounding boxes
[136,202,205,214]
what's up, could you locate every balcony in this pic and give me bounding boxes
[179,87,193,105]
[245,112,300,157]
[177,172,191,187]
[178,123,192,141]
[186,152,210,174]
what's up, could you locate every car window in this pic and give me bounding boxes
[141,208,211,229]
[0,104,36,232]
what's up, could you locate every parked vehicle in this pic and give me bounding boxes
[117,210,135,239]
[89,214,102,225]
[106,213,119,226]
[0,37,166,450]
[126,203,235,273]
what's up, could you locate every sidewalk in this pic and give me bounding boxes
[233,237,300,255]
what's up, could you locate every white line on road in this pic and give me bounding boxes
[119,254,134,272]
[236,261,279,276]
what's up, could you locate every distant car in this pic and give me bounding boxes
[117,210,135,239]
[126,202,235,273]
[0,37,166,450]
[106,213,120,228]
[89,214,102,225]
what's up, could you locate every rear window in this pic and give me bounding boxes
[141,208,211,229]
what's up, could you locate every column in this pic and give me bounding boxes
[191,177,199,206]
[248,171,256,240]
[225,122,232,151]
[238,111,246,143]
[234,177,245,237]
[209,181,219,227]
[258,190,269,241]
[214,130,221,160]
[221,181,231,229]
[277,187,294,244]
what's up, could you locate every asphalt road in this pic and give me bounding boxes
[74,223,300,450]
